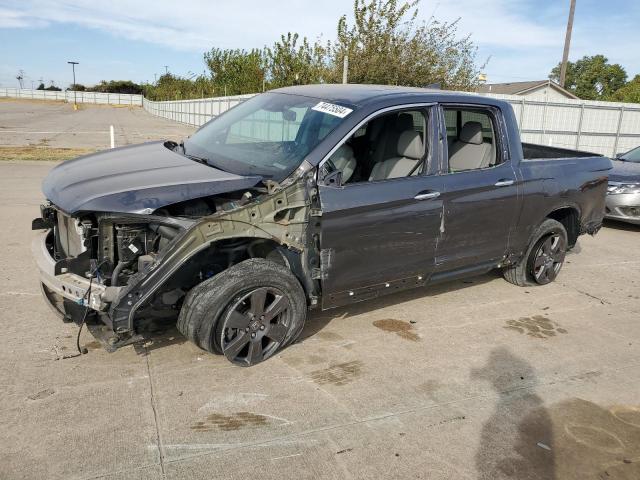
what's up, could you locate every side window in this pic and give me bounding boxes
[443,107,500,172]
[325,109,429,184]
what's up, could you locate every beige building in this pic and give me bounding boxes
[477,80,578,101]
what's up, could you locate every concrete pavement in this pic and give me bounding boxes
[0,160,639,480]
[0,99,195,150]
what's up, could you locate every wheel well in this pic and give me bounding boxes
[547,207,580,247]
[158,237,304,296]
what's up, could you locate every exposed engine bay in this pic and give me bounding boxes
[34,172,316,350]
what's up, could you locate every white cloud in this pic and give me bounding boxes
[0,0,342,50]
[0,0,565,50]
[432,0,563,48]
[0,7,48,28]
[0,0,637,82]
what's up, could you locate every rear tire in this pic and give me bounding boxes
[503,219,568,287]
[177,258,307,366]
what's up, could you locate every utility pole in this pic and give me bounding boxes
[342,55,349,84]
[16,70,25,89]
[154,73,158,84]
[164,65,169,75]
[67,61,79,110]
[559,0,576,88]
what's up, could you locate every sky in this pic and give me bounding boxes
[0,0,638,90]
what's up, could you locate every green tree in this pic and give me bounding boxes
[610,75,640,103]
[329,0,479,90]
[90,80,143,94]
[67,83,85,91]
[265,33,328,88]
[135,0,482,100]
[204,48,265,95]
[550,55,627,100]
[144,73,209,100]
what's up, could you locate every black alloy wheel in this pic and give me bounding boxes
[220,287,292,366]
[528,233,566,285]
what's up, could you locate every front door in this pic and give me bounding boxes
[317,106,445,308]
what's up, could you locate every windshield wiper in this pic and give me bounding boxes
[186,154,209,165]
[179,140,210,165]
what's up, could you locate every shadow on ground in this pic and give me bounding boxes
[299,272,501,342]
[473,347,640,479]
[119,271,501,354]
[602,219,640,233]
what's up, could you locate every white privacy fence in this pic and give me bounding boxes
[142,91,640,157]
[480,92,640,157]
[142,95,254,127]
[4,85,639,157]
[0,87,143,106]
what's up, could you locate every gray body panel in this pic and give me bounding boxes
[608,158,640,183]
[313,88,611,307]
[42,141,261,214]
[34,85,612,331]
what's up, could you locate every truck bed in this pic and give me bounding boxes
[522,142,602,160]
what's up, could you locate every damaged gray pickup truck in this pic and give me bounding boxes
[32,85,611,366]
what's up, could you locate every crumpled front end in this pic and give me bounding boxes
[31,172,317,351]
[31,202,192,348]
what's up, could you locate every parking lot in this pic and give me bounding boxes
[0,98,195,150]
[1,102,639,480]
[0,160,638,479]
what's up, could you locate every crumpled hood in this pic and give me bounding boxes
[609,159,640,183]
[42,141,262,214]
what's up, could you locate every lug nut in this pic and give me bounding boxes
[260,315,265,321]
[251,332,256,338]
[260,325,265,330]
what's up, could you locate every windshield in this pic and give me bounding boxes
[184,92,353,180]
[619,146,640,163]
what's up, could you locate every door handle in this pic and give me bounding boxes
[494,179,515,187]
[414,191,440,200]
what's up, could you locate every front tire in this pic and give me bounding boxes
[177,258,307,366]
[503,219,568,287]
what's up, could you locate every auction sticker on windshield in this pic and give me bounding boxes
[312,102,353,118]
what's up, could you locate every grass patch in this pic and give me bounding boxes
[0,146,95,161]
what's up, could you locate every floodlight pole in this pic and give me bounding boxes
[67,61,79,109]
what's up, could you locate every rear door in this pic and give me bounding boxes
[318,105,445,308]
[434,105,520,273]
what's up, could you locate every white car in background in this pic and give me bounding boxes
[606,146,640,225]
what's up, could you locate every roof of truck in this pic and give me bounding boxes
[271,83,494,107]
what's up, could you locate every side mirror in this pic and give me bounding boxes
[319,157,345,187]
[323,169,343,187]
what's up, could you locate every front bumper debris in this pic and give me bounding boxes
[31,230,108,313]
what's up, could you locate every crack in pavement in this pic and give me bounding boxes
[145,347,166,476]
